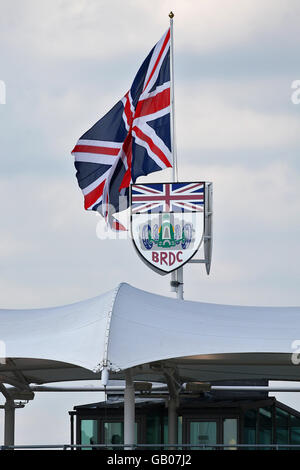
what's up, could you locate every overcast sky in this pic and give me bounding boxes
[0,0,300,445]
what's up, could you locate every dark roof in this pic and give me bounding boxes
[74,397,165,410]
[74,394,277,411]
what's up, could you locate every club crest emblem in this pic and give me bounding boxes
[130,182,206,274]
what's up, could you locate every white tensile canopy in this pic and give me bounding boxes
[1,282,300,447]
[1,282,300,387]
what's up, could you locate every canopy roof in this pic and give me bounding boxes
[0,283,300,388]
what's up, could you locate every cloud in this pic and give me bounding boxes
[1,0,299,61]
[177,82,300,151]
[178,160,300,305]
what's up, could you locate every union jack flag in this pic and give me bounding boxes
[71,29,172,230]
[131,183,204,213]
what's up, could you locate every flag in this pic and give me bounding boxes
[131,183,204,214]
[71,29,172,230]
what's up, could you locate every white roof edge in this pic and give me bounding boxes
[100,283,128,372]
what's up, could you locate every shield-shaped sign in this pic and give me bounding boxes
[130,182,205,275]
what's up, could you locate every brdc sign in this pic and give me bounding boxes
[130,182,205,275]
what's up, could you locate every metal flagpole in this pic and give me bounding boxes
[169,11,178,183]
[169,11,184,300]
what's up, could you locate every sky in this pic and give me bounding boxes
[0,0,300,445]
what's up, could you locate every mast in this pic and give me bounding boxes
[169,11,184,300]
[169,11,178,183]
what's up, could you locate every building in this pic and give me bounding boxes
[71,386,300,449]
[1,282,300,448]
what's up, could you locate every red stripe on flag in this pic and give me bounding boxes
[72,145,119,156]
[132,194,203,201]
[133,126,172,168]
[135,88,170,119]
[134,185,162,194]
[123,92,133,128]
[143,29,170,91]
[175,183,203,193]
[119,168,131,190]
[176,202,203,210]
[84,180,105,209]
[112,219,127,231]
[132,202,159,213]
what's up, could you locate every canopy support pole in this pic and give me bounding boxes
[177,267,184,300]
[124,369,135,450]
[171,268,184,300]
[0,381,31,448]
[4,400,15,447]
[163,367,180,448]
[168,397,178,447]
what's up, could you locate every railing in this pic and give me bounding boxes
[1,444,300,450]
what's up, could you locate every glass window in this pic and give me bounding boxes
[81,419,98,449]
[243,409,257,446]
[258,407,272,447]
[223,418,237,449]
[189,421,217,450]
[276,407,289,427]
[104,421,123,447]
[104,421,137,448]
[290,415,300,446]
[146,414,161,445]
[276,408,289,447]
[163,416,168,446]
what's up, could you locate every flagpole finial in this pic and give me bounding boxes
[169,11,174,19]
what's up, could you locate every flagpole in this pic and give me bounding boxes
[169,11,184,300]
[169,11,178,183]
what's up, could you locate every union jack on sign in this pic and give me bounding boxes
[71,29,172,230]
[130,181,206,274]
[131,182,204,214]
